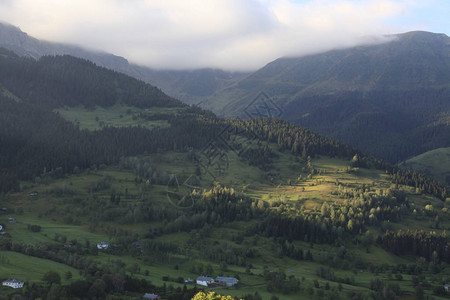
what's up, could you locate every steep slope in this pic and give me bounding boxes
[0,48,359,195]
[0,22,246,103]
[1,44,450,300]
[138,68,249,104]
[0,48,200,191]
[0,22,137,76]
[0,48,180,109]
[402,147,450,184]
[207,31,450,162]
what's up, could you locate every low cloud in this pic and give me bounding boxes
[0,0,419,71]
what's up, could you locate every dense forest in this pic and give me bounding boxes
[1,50,450,300]
[0,49,181,109]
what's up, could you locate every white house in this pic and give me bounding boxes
[445,284,450,292]
[196,276,214,286]
[2,279,24,289]
[97,242,109,250]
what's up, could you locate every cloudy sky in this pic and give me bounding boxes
[0,0,448,71]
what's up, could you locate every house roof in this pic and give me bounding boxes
[197,276,214,281]
[215,276,238,283]
[3,279,24,284]
[143,293,159,299]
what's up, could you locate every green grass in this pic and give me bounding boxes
[55,104,180,130]
[403,147,450,184]
[2,145,450,299]
[0,251,81,283]
[3,215,107,245]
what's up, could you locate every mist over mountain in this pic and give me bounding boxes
[203,31,450,162]
[2,21,449,163]
[2,18,450,300]
[0,22,247,104]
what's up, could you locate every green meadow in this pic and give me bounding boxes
[1,105,449,299]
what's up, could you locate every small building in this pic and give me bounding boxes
[445,284,450,292]
[97,242,109,250]
[8,218,16,223]
[0,208,6,213]
[2,279,24,289]
[0,232,11,238]
[196,276,214,286]
[184,278,194,284]
[29,191,38,197]
[143,293,160,299]
[215,276,239,287]
[0,224,3,231]
[64,242,74,248]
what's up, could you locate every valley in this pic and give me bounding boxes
[1,100,450,299]
[0,25,449,299]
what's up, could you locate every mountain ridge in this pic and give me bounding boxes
[202,30,450,162]
[2,21,450,163]
[1,34,450,300]
[0,21,248,104]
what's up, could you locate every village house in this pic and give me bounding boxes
[215,276,239,287]
[445,284,450,292]
[143,293,160,299]
[8,217,16,223]
[2,279,24,289]
[97,242,109,250]
[196,276,214,286]
[0,232,11,238]
[64,242,74,248]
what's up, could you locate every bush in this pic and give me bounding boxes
[42,271,61,285]
[27,224,41,232]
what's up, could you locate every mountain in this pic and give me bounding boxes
[3,22,449,163]
[1,46,450,300]
[202,31,450,163]
[0,22,137,76]
[137,68,249,105]
[0,48,181,109]
[0,48,188,190]
[0,22,247,104]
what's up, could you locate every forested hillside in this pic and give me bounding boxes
[0,48,367,193]
[0,49,180,109]
[402,148,450,185]
[200,31,450,163]
[1,50,450,300]
[3,23,450,165]
[0,22,248,105]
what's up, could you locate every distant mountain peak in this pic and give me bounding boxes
[392,30,450,46]
[0,21,131,68]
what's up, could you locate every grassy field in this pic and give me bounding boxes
[0,251,81,283]
[1,142,449,299]
[54,105,183,130]
[403,147,450,184]
[0,251,81,298]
